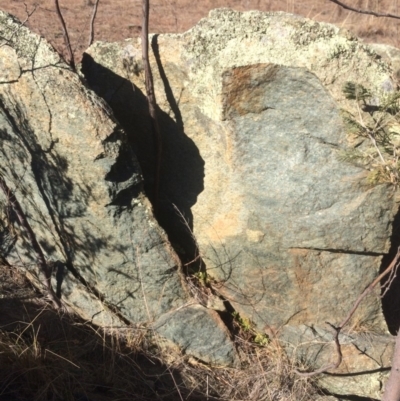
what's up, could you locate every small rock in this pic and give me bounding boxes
[153,303,238,366]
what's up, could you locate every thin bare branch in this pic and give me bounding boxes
[295,247,400,377]
[54,0,75,71]
[381,261,399,298]
[328,0,400,20]
[382,327,400,400]
[0,4,37,47]
[142,0,162,215]
[172,203,203,268]
[88,0,100,47]
[0,175,61,309]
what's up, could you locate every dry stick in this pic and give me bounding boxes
[54,0,75,71]
[327,0,400,20]
[295,247,400,377]
[0,175,61,309]
[142,0,162,215]
[88,0,100,47]
[383,327,400,401]
[381,262,399,299]
[0,4,37,47]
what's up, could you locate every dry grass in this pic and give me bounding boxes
[0,301,319,401]
[0,262,318,401]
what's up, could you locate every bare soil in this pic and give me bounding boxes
[1,0,400,63]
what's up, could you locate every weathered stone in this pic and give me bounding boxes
[0,11,188,325]
[153,303,238,366]
[83,8,397,338]
[24,266,125,327]
[281,325,394,399]
[0,11,239,367]
[369,43,400,79]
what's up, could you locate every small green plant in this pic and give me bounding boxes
[340,81,400,188]
[254,332,269,346]
[232,311,252,331]
[193,271,210,286]
[232,312,269,346]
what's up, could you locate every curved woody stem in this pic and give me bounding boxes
[295,247,400,377]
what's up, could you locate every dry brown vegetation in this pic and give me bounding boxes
[0,1,399,400]
[0,265,319,401]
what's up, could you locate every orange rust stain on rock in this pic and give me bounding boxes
[221,63,279,119]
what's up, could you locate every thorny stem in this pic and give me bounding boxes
[0,175,61,309]
[367,132,386,165]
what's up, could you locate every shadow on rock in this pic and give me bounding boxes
[81,45,205,271]
[0,292,215,401]
[380,205,400,334]
[0,97,136,289]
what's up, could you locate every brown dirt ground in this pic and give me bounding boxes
[1,0,400,63]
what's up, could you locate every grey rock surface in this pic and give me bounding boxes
[153,303,238,366]
[84,8,397,336]
[0,11,239,366]
[0,10,188,326]
[281,325,394,399]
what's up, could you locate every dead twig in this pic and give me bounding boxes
[0,3,37,47]
[54,0,75,71]
[0,175,62,309]
[295,247,400,377]
[172,203,203,268]
[383,326,400,400]
[381,260,399,299]
[142,0,162,215]
[88,0,100,47]
[328,0,400,20]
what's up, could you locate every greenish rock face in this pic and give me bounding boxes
[280,325,394,399]
[0,10,188,326]
[0,10,239,368]
[153,304,239,366]
[84,8,396,340]
[201,63,392,332]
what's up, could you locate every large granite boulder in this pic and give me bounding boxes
[0,11,236,366]
[83,8,397,332]
[82,9,399,397]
